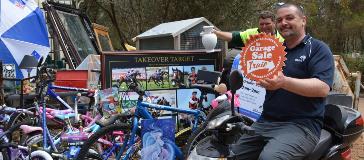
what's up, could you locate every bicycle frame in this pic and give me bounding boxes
[113,98,205,160]
[46,83,90,110]
[36,82,104,158]
[137,101,202,131]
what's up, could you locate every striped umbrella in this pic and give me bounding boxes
[0,0,50,78]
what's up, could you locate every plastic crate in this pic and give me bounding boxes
[55,70,88,91]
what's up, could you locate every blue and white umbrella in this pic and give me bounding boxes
[0,0,50,79]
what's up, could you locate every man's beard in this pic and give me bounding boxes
[280,28,298,39]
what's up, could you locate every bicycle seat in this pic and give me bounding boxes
[304,129,332,160]
[20,125,43,134]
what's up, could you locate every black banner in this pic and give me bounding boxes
[102,50,222,89]
[101,50,222,125]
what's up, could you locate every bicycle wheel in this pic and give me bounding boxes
[6,107,37,131]
[83,153,103,160]
[182,124,213,157]
[77,123,140,160]
[26,129,75,156]
[175,127,192,148]
[25,133,60,151]
[25,132,102,160]
[5,120,36,144]
[5,103,58,131]
[0,148,53,160]
[28,150,53,160]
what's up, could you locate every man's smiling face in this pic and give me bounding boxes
[276,6,306,39]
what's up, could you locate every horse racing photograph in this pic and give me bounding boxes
[146,66,169,90]
[169,66,184,88]
[183,65,215,86]
[111,67,147,91]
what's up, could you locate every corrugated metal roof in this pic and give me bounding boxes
[136,17,214,39]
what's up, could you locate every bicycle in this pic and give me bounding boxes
[76,87,208,160]
[0,105,53,160]
[6,60,96,130]
[4,58,106,159]
[24,67,113,159]
[0,98,103,159]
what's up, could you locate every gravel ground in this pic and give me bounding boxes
[352,97,364,160]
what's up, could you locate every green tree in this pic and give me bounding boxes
[79,0,363,54]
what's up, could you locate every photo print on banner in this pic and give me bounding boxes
[111,67,147,91]
[146,66,169,90]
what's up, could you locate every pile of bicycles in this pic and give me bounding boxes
[1,58,218,160]
[0,58,107,160]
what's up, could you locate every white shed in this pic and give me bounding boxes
[135,17,227,52]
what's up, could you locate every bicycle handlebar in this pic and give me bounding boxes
[0,105,34,115]
[95,113,131,127]
[190,84,216,94]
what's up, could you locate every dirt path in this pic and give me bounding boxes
[352,98,364,160]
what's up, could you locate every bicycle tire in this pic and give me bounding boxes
[25,131,69,155]
[5,103,58,131]
[6,121,35,143]
[5,107,37,131]
[28,150,53,160]
[83,152,103,160]
[2,147,52,160]
[26,133,101,159]
[76,123,135,160]
[175,127,192,147]
[182,124,212,157]
[183,104,230,156]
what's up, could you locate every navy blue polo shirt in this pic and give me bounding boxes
[259,35,335,137]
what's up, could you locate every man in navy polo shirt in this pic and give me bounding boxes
[229,3,335,160]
